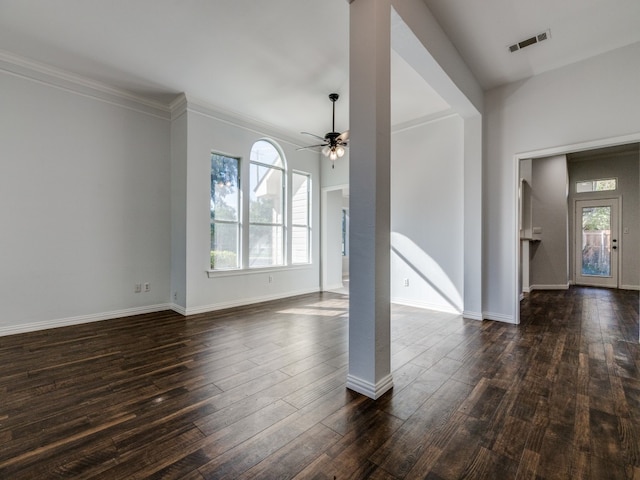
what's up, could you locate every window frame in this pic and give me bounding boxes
[207,139,316,277]
[575,177,617,194]
[210,152,241,271]
[248,139,286,269]
[291,170,311,264]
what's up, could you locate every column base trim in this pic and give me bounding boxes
[346,373,393,400]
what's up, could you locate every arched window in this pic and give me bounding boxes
[249,140,285,267]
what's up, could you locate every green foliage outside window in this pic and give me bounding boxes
[211,153,240,269]
[582,207,610,231]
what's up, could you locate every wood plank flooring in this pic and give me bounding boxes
[0,287,638,479]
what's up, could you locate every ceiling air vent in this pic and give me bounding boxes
[508,29,551,53]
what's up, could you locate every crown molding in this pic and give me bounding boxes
[170,93,308,148]
[0,49,171,120]
[391,108,458,133]
[169,93,189,119]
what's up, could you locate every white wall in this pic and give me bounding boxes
[321,151,349,189]
[318,114,469,313]
[529,155,569,289]
[568,150,640,289]
[0,66,171,335]
[170,104,188,309]
[391,115,464,313]
[171,98,321,314]
[389,3,484,319]
[323,189,345,290]
[484,41,640,322]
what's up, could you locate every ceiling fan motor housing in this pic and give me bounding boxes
[325,131,341,142]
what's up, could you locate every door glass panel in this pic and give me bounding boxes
[581,206,611,277]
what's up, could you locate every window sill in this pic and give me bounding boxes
[206,264,313,278]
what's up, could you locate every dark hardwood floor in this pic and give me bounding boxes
[0,287,638,479]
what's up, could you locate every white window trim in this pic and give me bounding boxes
[291,170,312,265]
[206,264,313,278]
[210,152,242,271]
[248,140,287,269]
[575,177,618,194]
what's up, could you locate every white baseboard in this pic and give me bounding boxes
[463,310,483,321]
[0,304,172,337]
[529,284,570,291]
[182,288,320,316]
[323,283,345,292]
[619,284,640,291]
[483,311,517,324]
[391,297,461,315]
[170,303,187,316]
[346,373,393,400]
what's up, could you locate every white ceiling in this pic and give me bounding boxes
[1,0,639,140]
[422,0,640,90]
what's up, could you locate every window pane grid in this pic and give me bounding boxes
[249,222,283,227]
[210,144,312,271]
[211,153,240,270]
[292,172,310,264]
[249,141,285,268]
[249,225,284,267]
[576,178,617,193]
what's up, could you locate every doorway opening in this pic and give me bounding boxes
[515,138,640,324]
[321,185,349,294]
[574,198,619,288]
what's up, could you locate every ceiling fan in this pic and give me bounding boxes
[298,93,349,167]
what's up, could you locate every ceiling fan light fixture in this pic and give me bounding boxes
[299,93,349,166]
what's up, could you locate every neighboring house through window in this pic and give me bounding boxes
[292,171,311,263]
[249,140,285,268]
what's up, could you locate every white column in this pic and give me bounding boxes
[463,114,483,320]
[346,0,393,399]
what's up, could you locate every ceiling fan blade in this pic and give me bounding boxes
[296,143,327,151]
[301,131,326,142]
[337,130,349,142]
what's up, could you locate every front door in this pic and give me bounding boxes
[574,198,619,288]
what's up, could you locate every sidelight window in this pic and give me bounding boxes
[210,153,241,270]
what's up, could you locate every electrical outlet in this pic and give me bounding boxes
[403,278,409,287]
[268,275,273,284]
[144,282,150,292]
[135,283,142,293]
[173,291,178,301]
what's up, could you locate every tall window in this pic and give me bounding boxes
[292,172,311,263]
[249,140,285,267]
[210,153,240,270]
